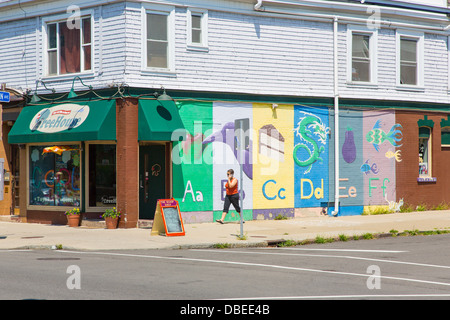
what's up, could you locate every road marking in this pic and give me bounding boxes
[191,249,450,270]
[272,248,407,253]
[57,250,450,288]
[219,294,450,300]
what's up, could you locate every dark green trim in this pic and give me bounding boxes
[441,131,450,145]
[440,116,450,145]
[440,115,450,128]
[27,87,450,112]
[417,115,435,128]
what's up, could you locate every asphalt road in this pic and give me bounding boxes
[1,234,449,304]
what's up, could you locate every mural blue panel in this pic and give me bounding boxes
[328,108,365,216]
[328,205,364,216]
[294,105,330,208]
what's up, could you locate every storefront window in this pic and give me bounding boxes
[419,127,431,177]
[29,145,81,207]
[88,144,116,207]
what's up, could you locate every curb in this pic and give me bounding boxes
[2,228,449,252]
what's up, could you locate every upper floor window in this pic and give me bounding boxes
[400,38,418,85]
[187,8,208,51]
[46,17,92,76]
[147,12,169,68]
[144,5,175,72]
[347,25,377,85]
[352,33,370,82]
[191,13,202,44]
[396,30,424,87]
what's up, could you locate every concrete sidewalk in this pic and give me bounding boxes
[1,211,450,251]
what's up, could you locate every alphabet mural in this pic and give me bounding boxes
[342,127,357,164]
[253,103,294,219]
[366,120,403,151]
[207,102,254,222]
[294,105,330,208]
[328,108,364,215]
[293,111,330,174]
[170,102,402,221]
[172,101,213,222]
[363,111,400,207]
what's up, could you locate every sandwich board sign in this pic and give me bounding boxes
[151,199,185,236]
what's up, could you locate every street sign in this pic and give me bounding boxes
[234,118,249,239]
[0,91,10,103]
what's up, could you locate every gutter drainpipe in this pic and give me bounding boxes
[254,0,263,11]
[255,1,341,216]
[253,1,450,32]
[332,16,340,217]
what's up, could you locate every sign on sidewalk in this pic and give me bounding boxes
[151,199,185,237]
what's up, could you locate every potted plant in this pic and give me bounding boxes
[65,208,81,227]
[102,207,121,229]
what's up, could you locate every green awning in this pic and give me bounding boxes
[8,100,116,144]
[138,99,185,141]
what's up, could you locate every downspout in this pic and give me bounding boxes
[254,0,264,11]
[332,16,340,216]
[255,1,341,215]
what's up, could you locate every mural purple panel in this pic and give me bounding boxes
[363,111,402,206]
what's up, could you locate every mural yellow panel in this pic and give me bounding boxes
[252,103,294,217]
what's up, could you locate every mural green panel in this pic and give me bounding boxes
[172,101,213,212]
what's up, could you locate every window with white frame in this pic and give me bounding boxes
[46,16,92,76]
[145,6,175,71]
[400,38,418,85]
[347,26,377,84]
[187,8,208,50]
[396,30,424,87]
[352,33,371,82]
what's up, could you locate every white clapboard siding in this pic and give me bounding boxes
[0,17,38,90]
[0,0,449,105]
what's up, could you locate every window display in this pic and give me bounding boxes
[88,144,116,207]
[419,127,430,177]
[29,145,80,207]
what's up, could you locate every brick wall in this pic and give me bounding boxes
[396,111,450,207]
[116,98,139,228]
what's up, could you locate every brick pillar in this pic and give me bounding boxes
[116,98,139,228]
[19,145,27,222]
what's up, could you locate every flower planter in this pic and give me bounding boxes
[105,217,119,229]
[67,215,81,227]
